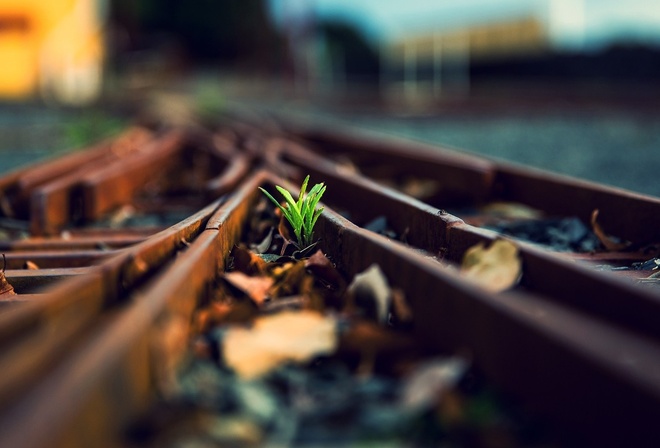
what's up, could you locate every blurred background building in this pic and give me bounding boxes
[0,0,659,107]
[0,0,105,105]
[267,0,660,107]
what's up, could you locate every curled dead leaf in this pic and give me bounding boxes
[591,209,630,252]
[194,300,256,333]
[346,264,391,324]
[24,261,39,270]
[278,215,294,255]
[460,239,521,293]
[251,228,274,254]
[335,156,360,176]
[338,320,417,359]
[304,250,345,290]
[223,272,274,306]
[109,205,136,228]
[269,261,308,298]
[0,271,15,296]
[232,245,268,276]
[223,310,337,380]
[1,254,15,296]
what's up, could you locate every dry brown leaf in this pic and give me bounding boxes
[0,196,14,218]
[270,262,295,278]
[194,300,256,333]
[232,245,268,276]
[346,264,391,324]
[24,261,39,270]
[400,358,468,412]
[272,263,328,311]
[460,239,521,293]
[304,287,327,312]
[590,209,630,252]
[223,310,337,380]
[391,288,413,323]
[109,205,136,228]
[278,215,294,254]
[339,320,417,360]
[304,250,345,289]
[270,261,308,298]
[1,254,15,296]
[0,271,15,296]
[223,272,274,306]
[335,156,360,176]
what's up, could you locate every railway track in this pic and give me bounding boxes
[1,116,659,446]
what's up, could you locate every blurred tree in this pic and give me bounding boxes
[318,20,380,83]
[109,0,285,70]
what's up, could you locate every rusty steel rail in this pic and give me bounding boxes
[0,199,227,413]
[0,172,261,448]
[313,204,660,446]
[0,127,153,221]
[281,120,660,247]
[0,234,149,251]
[269,137,660,340]
[0,125,251,427]
[1,119,660,446]
[4,268,91,294]
[28,130,185,235]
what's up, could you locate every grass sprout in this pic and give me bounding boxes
[259,176,326,248]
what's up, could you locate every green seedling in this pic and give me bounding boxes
[259,175,326,248]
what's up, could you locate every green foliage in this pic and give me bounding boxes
[62,111,126,150]
[259,176,326,248]
[193,82,225,123]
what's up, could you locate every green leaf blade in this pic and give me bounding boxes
[297,175,310,209]
[260,177,326,249]
[259,187,286,214]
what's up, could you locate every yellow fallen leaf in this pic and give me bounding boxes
[346,264,391,324]
[223,310,337,380]
[480,201,543,220]
[460,239,521,293]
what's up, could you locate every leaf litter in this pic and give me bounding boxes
[223,310,337,380]
[0,270,15,296]
[590,209,631,252]
[127,196,563,447]
[460,239,522,293]
[454,202,627,253]
[0,254,15,297]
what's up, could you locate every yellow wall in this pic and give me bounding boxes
[0,0,104,104]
